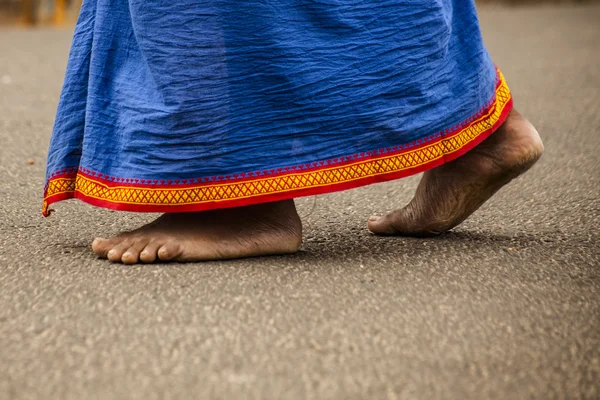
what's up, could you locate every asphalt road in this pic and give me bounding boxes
[1,5,599,400]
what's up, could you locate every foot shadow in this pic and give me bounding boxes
[49,227,560,268]
[296,227,560,263]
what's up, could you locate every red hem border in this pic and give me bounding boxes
[43,70,513,216]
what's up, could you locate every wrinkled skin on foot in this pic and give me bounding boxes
[368,109,544,237]
[92,200,302,264]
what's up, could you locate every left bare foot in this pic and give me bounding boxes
[91,200,302,264]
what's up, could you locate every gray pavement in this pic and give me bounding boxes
[1,5,599,400]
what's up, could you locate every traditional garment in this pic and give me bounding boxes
[43,0,512,216]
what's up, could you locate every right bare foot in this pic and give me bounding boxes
[368,109,544,237]
[91,200,302,264]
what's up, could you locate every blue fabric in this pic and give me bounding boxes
[46,0,497,182]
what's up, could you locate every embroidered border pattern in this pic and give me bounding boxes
[43,70,512,216]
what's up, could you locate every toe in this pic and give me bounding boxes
[368,212,444,237]
[139,242,160,263]
[157,243,183,261]
[121,251,138,264]
[107,242,130,263]
[92,238,112,258]
[367,214,400,235]
[121,241,148,265]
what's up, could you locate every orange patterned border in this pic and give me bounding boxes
[43,70,512,216]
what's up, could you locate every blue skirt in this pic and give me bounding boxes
[43,0,512,215]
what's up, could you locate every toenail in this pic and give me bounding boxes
[369,216,381,222]
[107,249,117,258]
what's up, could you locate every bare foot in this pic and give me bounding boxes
[368,109,544,237]
[92,200,302,263]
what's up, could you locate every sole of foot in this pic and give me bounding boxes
[368,109,544,237]
[91,200,302,264]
